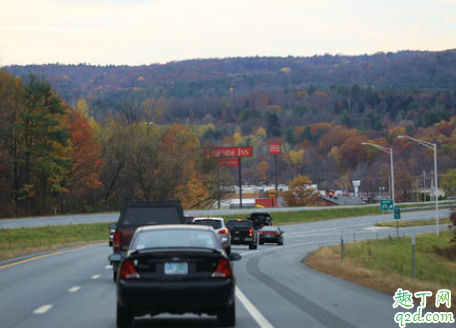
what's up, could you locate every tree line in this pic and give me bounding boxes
[0,72,228,218]
[1,70,456,218]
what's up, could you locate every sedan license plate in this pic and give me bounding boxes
[164,262,188,275]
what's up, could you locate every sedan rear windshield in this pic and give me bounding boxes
[193,220,222,229]
[121,207,182,226]
[131,229,220,250]
[260,227,279,232]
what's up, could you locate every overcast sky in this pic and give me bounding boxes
[1,0,455,66]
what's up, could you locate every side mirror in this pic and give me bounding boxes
[109,223,117,230]
[229,253,242,262]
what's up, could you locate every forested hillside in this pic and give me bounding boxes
[1,50,456,217]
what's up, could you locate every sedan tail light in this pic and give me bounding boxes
[275,232,280,236]
[113,230,120,249]
[218,228,229,235]
[119,259,140,280]
[211,258,232,278]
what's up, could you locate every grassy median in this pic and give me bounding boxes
[375,218,451,228]
[222,206,383,224]
[305,231,456,312]
[0,223,111,261]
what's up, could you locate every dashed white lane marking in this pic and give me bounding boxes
[68,286,81,293]
[33,305,53,314]
[236,287,275,328]
[91,274,100,280]
[105,265,113,269]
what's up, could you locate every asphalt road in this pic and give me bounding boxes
[0,210,452,328]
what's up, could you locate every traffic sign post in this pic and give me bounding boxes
[394,206,401,237]
[209,146,253,209]
[269,142,281,193]
[380,199,394,212]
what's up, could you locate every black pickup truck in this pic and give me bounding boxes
[108,200,186,281]
[226,219,258,250]
[248,212,273,230]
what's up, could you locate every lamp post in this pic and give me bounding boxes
[362,142,395,218]
[398,135,439,236]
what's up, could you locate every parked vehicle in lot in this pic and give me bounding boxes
[248,212,273,230]
[109,201,186,281]
[193,217,232,254]
[258,226,284,245]
[116,225,241,328]
[226,219,258,250]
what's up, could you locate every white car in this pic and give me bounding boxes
[192,217,232,254]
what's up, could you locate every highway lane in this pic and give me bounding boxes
[1,203,452,229]
[0,210,452,328]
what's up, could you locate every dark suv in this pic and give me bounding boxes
[248,212,273,230]
[226,219,258,250]
[109,201,186,281]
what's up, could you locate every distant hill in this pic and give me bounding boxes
[3,49,456,107]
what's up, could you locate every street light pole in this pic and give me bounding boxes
[398,135,439,236]
[362,143,395,203]
[362,142,395,219]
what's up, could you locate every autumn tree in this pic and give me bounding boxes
[0,71,24,217]
[66,110,103,212]
[441,168,456,198]
[283,175,319,206]
[20,76,72,214]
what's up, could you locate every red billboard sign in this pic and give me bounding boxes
[209,146,253,158]
[269,142,281,155]
[218,158,239,167]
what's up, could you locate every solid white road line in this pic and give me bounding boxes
[33,305,53,314]
[68,286,81,293]
[236,287,275,328]
[91,274,100,280]
[105,265,113,269]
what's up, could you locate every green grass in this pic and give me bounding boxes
[344,231,455,286]
[375,218,451,228]
[305,230,456,311]
[0,223,111,260]
[222,206,383,224]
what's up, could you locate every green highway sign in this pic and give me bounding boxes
[394,207,401,220]
[380,199,394,211]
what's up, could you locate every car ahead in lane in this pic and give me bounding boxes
[248,212,273,230]
[258,226,284,245]
[116,225,241,328]
[193,217,232,254]
[226,219,258,250]
[109,201,186,281]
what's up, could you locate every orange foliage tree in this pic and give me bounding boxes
[67,110,103,211]
[283,175,319,206]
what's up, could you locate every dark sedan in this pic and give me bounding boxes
[258,226,284,245]
[116,225,241,328]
